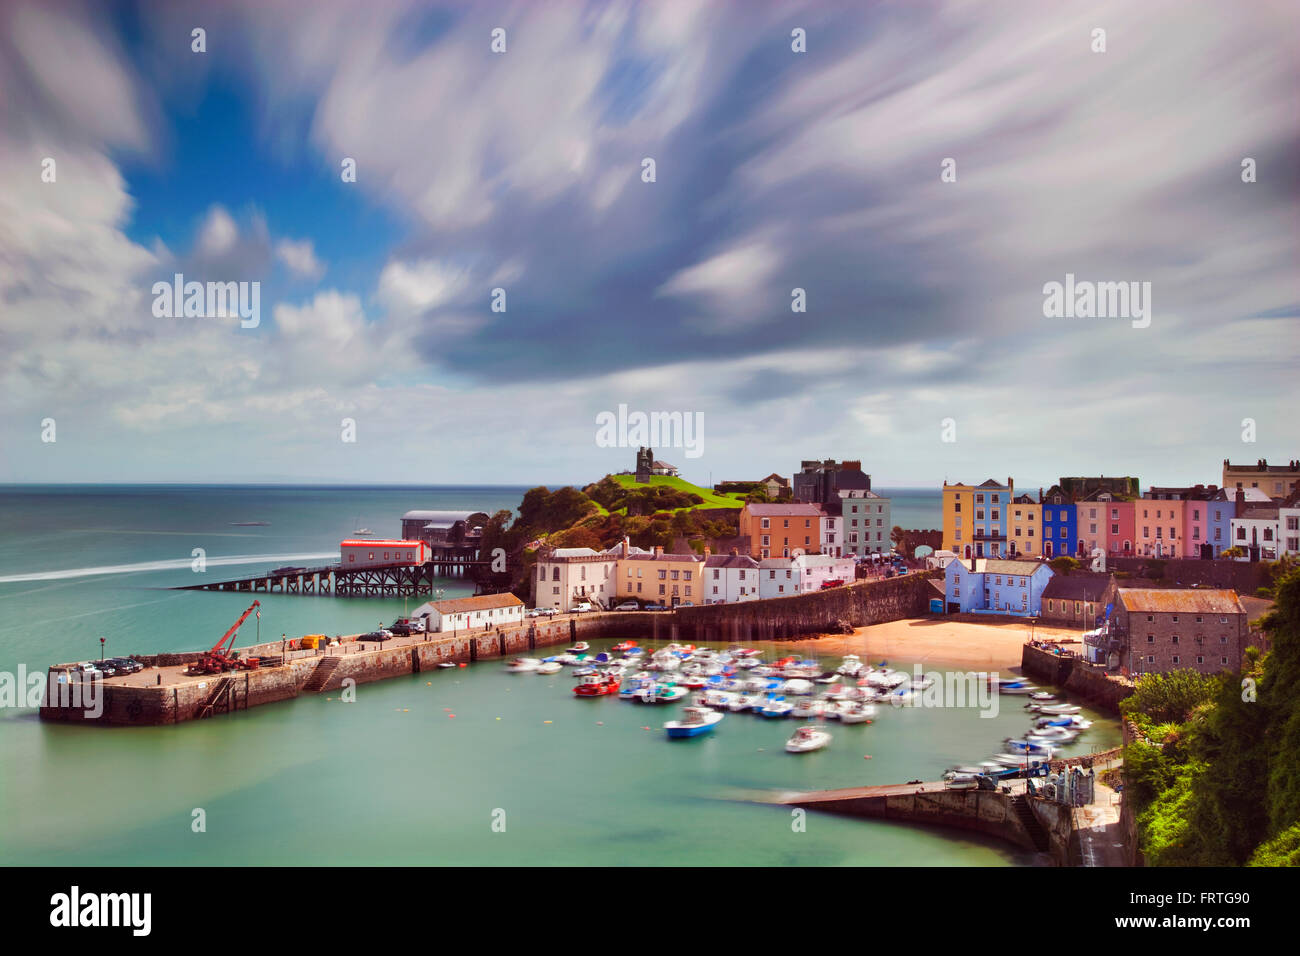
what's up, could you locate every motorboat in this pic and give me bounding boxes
[535,661,562,675]
[998,681,1038,695]
[729,693,762,713]
[864,668,908,689]
[664,706,724,738]
[836,701,877,724]
[785,725,832,753]
[760,696,794,718]
[1029,726,1078,742]
[505,658,541,673]
[1028,691,1057,701]
[943,771,980,790]
[1037,703,1081,715]
[791,697,828,719]
[639,683,689,704]
[612,641,638,652]
[619,679,651,700]
[908,676,934,691]
[436,662,457,669]
[699,689,737,709]
[1005,738,1057,757]
[782,678,815,696]
[567,642,590,653]
[574,673,621,696]
[836,654,863,677]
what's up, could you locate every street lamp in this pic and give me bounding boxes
[99,636,106,661]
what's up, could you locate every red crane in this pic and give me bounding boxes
[192,600,262,675]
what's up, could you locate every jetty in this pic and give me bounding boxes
[177,557,504,597]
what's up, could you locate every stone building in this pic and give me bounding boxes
[1113,588,1247,676]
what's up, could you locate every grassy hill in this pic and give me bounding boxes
[608,473,746,511]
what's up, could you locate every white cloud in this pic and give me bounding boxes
[275,238,325,279]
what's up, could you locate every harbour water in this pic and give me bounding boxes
[0,485,1116,866]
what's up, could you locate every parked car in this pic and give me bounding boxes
[389,622,412,636]
[612,601,640,611]
[109,657,143,673]
[537,607,559,616]
[361,630,390,643]
[643,603,668,612]
[677,601,694,608]
[573,602,594,613]
[94,661,118,676]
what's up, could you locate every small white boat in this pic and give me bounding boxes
[567,642,590,653]
[836,654,863,677]
[791,697,828,718]
[836,701,877,724]
[786,725,832,753]
[729,693,762,713]
[943,771,980,790]
[436,662,457,669]
[505,658,541,673]
[535,661,562,675]
[1037,703,1081,715]
[664,706,724,738]
[1028,691,1056,701]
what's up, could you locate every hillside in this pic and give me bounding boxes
[607,474,746,511]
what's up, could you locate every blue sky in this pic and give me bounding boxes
[1,0,1297,490]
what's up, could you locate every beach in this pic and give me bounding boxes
[768,617,1082,672]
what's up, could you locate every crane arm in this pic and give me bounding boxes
[211,600,261,656]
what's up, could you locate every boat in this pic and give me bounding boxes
[782,678,815,696]
[664,706,724,738]
[639,683,689,704]
[230,521,270,527]
[942,771,980,790]
[1028,691,1057,701]
[729,693,762,713]
[790,697,827,718]
[568,642,590,653]
[436,662,457,669]
[1005,738,1057,757]
[760,696,794,718]
[864,668,908,689]
[835,654,863,677]
[785,725,832,753]
[998,681,1038,695]
[1037,703,1081,715]
[505,658,541,673]
[574,673,620,697]
[836,701,877,724]
[535,661,562,675]
[612,641,638,652]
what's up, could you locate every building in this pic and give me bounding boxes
[399,510,479,546]
[1075,496,1112,555]
[533,544,632,611]
[1039,486,1078,558]
[703,553,761,604]
[1205,488,1237,557]
[1282,489,1300,557]
[943,557,1053,616]
[792,459,872,505]
[1135,490,1186,558]
[340,539,429,569]
[942,478,1014,558]
[412,592,525,632]
[840,489,891,556]
[738,503,824,559]
[759,473,791,499]
[1057,476,1140,500]
[1007,493,1041,558]
[1177,485,1223,558]
[755,553,853,599]
[615,546,705,606]
[1222,458,1300,497]
[1113,588,1247,675]
[820,500,843,557]
[1040,571,1116,628]
[1231,492,1281,560]
[1102,497,1136,555]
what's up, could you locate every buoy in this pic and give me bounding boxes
[496,717,501,720]
[641,726,651,731]
[403,708,409,712]
[596,721,603,726]
[863,755,872,759]
[459,663,467,668]
[448,714,456,718]
[426,682,431,685]
[544,720,552,724]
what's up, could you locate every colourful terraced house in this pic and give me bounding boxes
[942,478,1013,559]
[1039,485,1078,559]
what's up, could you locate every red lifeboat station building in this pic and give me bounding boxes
[339,539,429,569]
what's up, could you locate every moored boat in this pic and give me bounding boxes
[574,673,621,696]
[664,706,724,738]
[785,725,832,753]
[505,657,541,673]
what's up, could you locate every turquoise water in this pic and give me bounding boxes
[0,485,1116,866]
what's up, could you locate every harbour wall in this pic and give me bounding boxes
[1020,644,1134,714]
[39,574,936,727]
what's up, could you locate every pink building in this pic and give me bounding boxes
[1105,499,1136,555]
[1136,493,1185,557]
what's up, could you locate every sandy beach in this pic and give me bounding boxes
[765,617,1082,672]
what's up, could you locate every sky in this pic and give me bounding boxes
[1,0,1297,490]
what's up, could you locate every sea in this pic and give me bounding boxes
[0,485,1117,866]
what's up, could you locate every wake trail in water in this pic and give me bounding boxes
[0,552,340,584]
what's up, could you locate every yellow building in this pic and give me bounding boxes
[942,478,1014,558]
[1007,493,1041,557]
[614,547,706,606]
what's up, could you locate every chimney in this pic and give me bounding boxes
[654,545,664,557]
[969,556,977,572]
[730,548,739,556]
[704,547,712,557]
[1236,488,1246,507]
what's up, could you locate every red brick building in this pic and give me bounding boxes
[1115,588,1247,676]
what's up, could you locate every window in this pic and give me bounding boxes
[761,518,769,528]
[1172,656,1180,664]
[349,554,356,563]
[1146,635,1154,643]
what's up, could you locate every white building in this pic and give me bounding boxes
[757,553,855,599]
[532,543,634,611]
[1231,502,1282,560]
[840,489,891,556]
[703,553,761,604]
[412,592,525,632]
[820,503,843,557]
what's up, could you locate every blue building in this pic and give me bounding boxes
[1040,485,1078,559]
[972,478,1012,557]
[1207,488,1238,557]
[944,558,1054,616]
